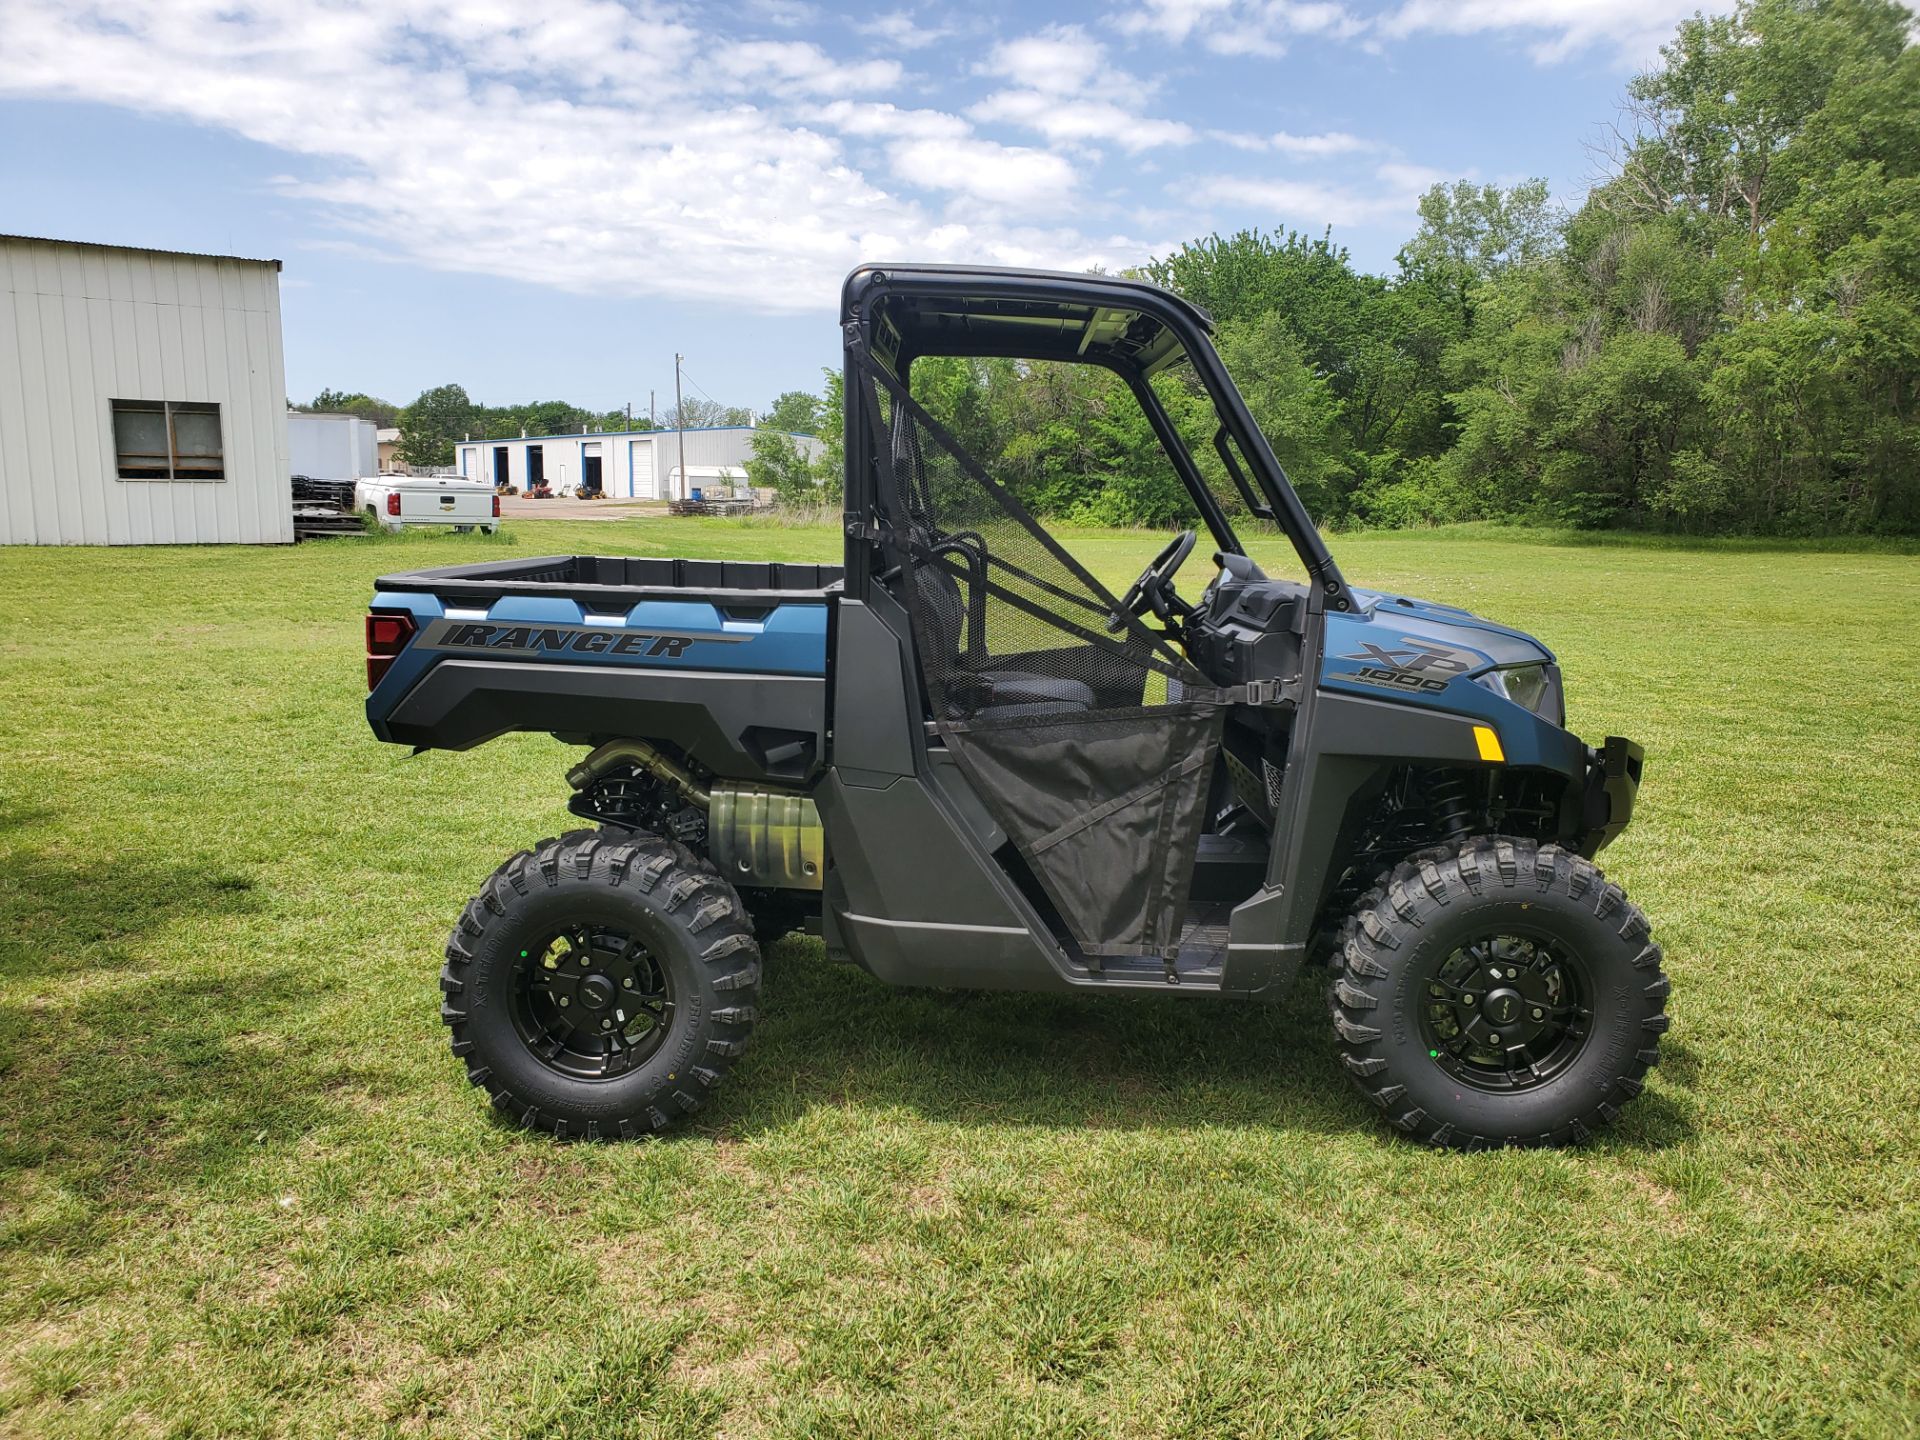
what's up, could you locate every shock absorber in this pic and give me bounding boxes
[1427,772,1475,840]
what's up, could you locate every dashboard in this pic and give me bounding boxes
[1182,552,1308,694]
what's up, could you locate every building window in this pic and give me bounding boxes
[111,400,224,481]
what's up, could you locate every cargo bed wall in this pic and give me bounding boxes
[376,555,844,604]
[365,555,838,782]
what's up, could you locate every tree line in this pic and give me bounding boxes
[318,1,1915,534]
[764,0,1920,536]
[292,387,828,472]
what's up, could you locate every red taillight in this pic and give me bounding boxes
[385,492,400,516]
[365,610,416,690]
[492,494,501,517]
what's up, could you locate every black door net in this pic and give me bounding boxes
[856,354,1226,961]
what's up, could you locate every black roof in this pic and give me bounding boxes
[841,263,1211,377]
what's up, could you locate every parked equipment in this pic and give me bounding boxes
[290,474,363,539]
[362,265,1665,1148]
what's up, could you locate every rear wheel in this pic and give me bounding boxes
[440,828,760,1138]
[1329,837,1668,1149]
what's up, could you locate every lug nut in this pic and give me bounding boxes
[601,1018,611,1030]
[559,996,570,1007]
[1531,1008,1545,1021]
[1464,995,1476,1006]
[622,977,633,988]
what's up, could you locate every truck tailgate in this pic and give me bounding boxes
[399,482,492,523]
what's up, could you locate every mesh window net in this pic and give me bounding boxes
[857,355,1227,961]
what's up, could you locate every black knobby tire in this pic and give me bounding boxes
[601,829,810,948]
[440,828,761,1139]
[1329,836,1669,1150]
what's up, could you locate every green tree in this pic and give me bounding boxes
[744,429,834,503]
[762,389,825,435]
[300,389,399,428]
[1397,179,1557,324]
[1213,314,1344,521]
[1149,227,1460,521]
[397,384,475,468]
[664,396,752,429]
[1431,0,1920,533]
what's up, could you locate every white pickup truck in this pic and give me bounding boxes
[354,476,499,534]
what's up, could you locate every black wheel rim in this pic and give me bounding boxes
[510,923,674,1080]
[1419,930,1592,1092]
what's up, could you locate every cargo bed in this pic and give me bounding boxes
[365,554,840,778]
[374,555,844,606]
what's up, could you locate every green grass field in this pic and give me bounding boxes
[1,519,1916,1438]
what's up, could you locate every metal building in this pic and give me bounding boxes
[453,426,824,500]
[0,235,292,545]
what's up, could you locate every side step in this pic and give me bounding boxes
[1081,901,1233,990]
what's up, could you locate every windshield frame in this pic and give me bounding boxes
[842,265,1349,612]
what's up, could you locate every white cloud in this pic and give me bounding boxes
[970,91,1194,152]
[1382,0,1729,63]
[1114,0,1236,46]
[1269,130,1377,157]
[1193,160,1452,227]
[972,23,1193,152]
[710,40,904,97]
[749,0,820,27]
[0,0,1160,311]
[810,100,969,141]
[887,137,1078,210]
[1117,0,1720,63]
[855,10,948,51]
[1204,127,1382,158]
[1115,0,1367,57]
[983,24,1112,94]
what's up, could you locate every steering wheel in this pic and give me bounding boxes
[1107,529,1198,633]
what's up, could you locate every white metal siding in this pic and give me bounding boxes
[289,414,377,481]
[0,237,291,544]
[444,429,823,501]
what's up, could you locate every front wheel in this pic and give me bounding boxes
[1329,837,1668,1149]
[440,829,761,1138]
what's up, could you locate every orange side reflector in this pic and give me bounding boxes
[1473,725,1505,763]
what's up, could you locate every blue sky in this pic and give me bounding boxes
[0,0,1726,415]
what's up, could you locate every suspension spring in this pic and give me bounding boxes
[1427,773,1475,840]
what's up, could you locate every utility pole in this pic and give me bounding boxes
[650,390,655,428]
[674,355,688,501]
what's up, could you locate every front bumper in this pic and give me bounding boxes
[1578,735,1644,856]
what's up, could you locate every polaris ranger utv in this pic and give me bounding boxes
[364,264,1665,1149]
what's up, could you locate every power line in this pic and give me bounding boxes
[673,362,737,420]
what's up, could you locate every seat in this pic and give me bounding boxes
[888,416,1093,715]
[911,552,1095,716]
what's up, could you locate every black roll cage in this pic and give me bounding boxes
[838,263,1351,613]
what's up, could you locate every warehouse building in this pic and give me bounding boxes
[454,426,824,500]
[0,234,291,545]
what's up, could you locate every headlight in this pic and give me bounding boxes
[1476,663,1563,724]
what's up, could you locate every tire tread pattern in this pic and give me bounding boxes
[1328,836,1667,1151]
[439,827,761,1140]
